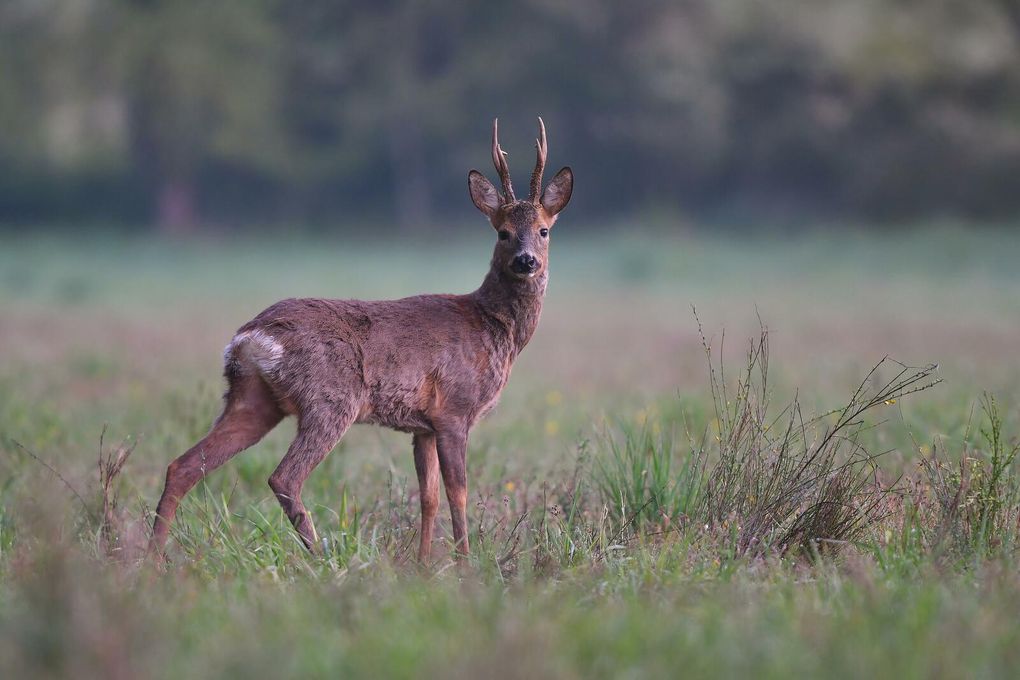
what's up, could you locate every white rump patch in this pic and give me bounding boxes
[224,329,284,376]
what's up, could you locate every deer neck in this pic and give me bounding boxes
[474,260,547,355]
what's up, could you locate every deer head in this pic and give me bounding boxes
[468,118,573,280]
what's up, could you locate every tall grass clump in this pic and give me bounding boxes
[593,424,704,529]
[916,394,1020,563]
[595,318,941,558]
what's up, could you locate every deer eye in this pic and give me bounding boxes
[498,230,510,241]
[539,228,549,238]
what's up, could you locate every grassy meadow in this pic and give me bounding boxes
[2,225,1020,678]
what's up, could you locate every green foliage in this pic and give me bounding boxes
[2,1,1020,225]
[0,495,15,560]
[593,424,704,528]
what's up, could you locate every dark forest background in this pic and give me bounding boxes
[2,0,1019,232]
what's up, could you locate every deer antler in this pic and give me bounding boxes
[491,118,516,204]
[528,117,547,204]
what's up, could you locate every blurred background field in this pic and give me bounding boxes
[4,1,1020,678]
[4,227,1020,478]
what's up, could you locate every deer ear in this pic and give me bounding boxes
[468,170,500,218]
[541,167,573,216]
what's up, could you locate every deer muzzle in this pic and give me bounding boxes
[511,253,539,276]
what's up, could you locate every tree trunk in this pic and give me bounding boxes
[156,177,198,236]
[999,0,1020,43]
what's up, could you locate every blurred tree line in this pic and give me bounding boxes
[1,0,1018,232]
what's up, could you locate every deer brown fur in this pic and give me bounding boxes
[149,118,573,565]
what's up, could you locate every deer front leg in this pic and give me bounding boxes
[413,433,440,565]
[436,428,470,559]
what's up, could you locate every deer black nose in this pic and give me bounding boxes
[511,253,538,274]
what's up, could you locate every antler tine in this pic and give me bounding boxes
[491,118,515,204]
[528,116,548,203]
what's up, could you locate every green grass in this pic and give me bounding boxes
[2,226,1020,678]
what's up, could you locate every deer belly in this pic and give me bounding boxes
[357,383,435,434]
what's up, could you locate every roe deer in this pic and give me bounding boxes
[149,118,573,564]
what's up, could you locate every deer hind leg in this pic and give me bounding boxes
[436,428,470,559]
[269,408,355,552]
[150,374,284,558]
[413,433,440,565]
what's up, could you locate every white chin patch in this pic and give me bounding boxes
[511,269,538,279]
